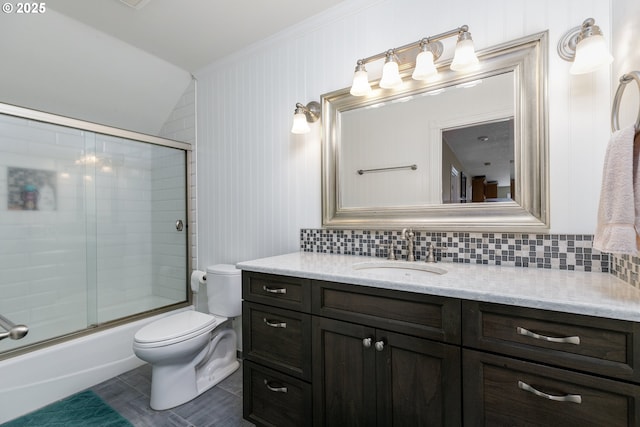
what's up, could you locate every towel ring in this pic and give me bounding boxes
[611,70,640,132]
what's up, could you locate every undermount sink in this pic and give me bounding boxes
[351,260,447,278]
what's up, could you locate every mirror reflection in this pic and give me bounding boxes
[339,71,514,209]
[442,117,514,204]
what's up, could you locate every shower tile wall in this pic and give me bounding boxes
[0,115,90,350]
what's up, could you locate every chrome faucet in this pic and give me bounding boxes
[401,228,415,261]
[425,243,436,263]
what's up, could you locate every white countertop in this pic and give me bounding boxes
[236,251,640,322]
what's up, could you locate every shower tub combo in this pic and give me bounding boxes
[0,103,192,423]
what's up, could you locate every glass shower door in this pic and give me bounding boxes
[93,134,188,324]
[0,105,190,358]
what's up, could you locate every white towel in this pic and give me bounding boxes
[593,125,640,255]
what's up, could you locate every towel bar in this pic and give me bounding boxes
[357,164,417,175]
[611,70,640,132]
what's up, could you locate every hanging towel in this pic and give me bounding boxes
[593,125,640,255]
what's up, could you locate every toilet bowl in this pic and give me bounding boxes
[133,264,242,410]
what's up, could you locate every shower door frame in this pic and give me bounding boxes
[0,102,193,361]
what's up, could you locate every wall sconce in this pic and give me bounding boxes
[291,101,321,134]
[349,25,479,97]
[557,18,613,75]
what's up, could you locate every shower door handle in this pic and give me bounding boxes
[0,314,28,341]
[176,220,184,231]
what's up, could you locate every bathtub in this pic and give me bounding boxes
[0,307,191,424]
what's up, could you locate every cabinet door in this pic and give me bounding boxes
[463,349,640,427]
[312,317,377,427]
[243,360,312,427]
[377,330,461,427]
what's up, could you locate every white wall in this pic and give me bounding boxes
[195,0,613,266]
[0,9,192,136]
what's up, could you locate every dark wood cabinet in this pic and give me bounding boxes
[242,270,640,427]
[463,349,640,426]
[243,360,312,427]
[312,316,461,427]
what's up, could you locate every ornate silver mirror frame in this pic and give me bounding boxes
[321,32,548,231]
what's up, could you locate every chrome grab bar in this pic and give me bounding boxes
[0,314,29,341]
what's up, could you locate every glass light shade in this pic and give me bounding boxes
[379,60,402,89]
[350,69,372,96]
[451,38,479,71]
[570,34,613,75]
[412,50,438,81]
[291,112,310,134]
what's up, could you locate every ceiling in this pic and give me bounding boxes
[443,119,515,187]
[48,0,344,72]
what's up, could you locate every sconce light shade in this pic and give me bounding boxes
[379,52,402,89]
[450,32,479,71]
[350,63,372,96]
[412,49,437,81]
[558,18,613,75]
[291,111,310,134]
[570,33,613,74]
[291,101,321,134]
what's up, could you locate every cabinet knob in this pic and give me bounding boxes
[362,337,372,348]
[374,340,385,351]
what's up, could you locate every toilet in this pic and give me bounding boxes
[133,264,242,410]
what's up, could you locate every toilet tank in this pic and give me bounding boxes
[205,264,242,317]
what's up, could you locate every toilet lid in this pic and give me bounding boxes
[134,311,219,345]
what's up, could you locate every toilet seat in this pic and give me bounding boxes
[134,311,225,348]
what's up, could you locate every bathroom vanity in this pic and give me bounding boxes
[238,252,640,426]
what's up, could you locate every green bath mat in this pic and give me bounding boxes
[1,390,132,427]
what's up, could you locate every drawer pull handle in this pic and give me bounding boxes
[263,318,287,328]
[518,381,582,404]
[516,327,580,345]
[262,285,287,294]
[374,340,385,352]
[362,337,372,348]
[264,379,288,393]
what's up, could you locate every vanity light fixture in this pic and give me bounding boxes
[349,25,479,97]
[290,101,321,134]
[557,18,613,75]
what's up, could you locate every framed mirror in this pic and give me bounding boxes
[321,32,548,231]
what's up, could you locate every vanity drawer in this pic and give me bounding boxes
[463,349,640,427]
[243,360,312,427]
[243,302,311,380]
[462,301,640,383]
[242,272,311,312]
[312,280,461,344]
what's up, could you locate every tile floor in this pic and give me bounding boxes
[91,361,254,427]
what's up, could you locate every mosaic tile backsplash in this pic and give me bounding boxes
[611,254,640,289]
[300,229,610,273]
